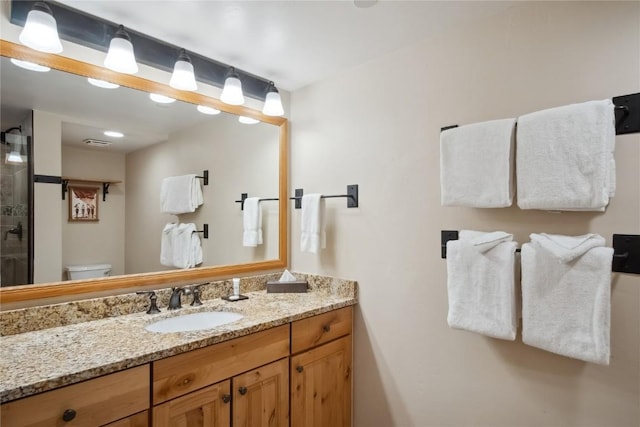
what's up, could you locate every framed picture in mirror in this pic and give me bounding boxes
[68,186,99,222]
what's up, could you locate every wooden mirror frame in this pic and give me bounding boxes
[0,40,288,304]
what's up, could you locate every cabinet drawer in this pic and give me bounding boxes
[1,365,150,427]
[152,324,290,404]
[291,306,353,354]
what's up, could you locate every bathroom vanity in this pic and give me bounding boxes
[0,276,356,426]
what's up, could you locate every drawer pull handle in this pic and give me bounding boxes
[222,394,231,403]
[296,365,304,373]
[323,324,331,332]
[238,386,248,395]
[62,409,76,422]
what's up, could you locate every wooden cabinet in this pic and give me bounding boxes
[291,307,353,427]
[104,411,149,427]
[233,358,289,427]
[0,365,150,427]
[152,381,231,427]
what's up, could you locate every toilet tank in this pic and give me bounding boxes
[67,264,112,280]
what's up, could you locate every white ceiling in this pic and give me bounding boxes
[58,0,516,92]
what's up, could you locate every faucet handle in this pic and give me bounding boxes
[136,291,161,314]
[188,284,204,306]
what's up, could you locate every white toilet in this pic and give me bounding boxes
[66,263,112,280]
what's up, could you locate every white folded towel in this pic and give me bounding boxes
[160,174,204,215]
[440,118,516,208]
[160,223,177,267]
[172,223,203,269]
[521,233,613,364]
[242,197,263,247]
[300,194,326,253]
[446,230,518,340]
[516,99,616,211]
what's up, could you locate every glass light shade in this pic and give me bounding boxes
[238,116,259,125]
[220,76,244,105]
[197,105,221,115]
[104,32,138,74]
[149,93,176,104]
[10,58,50,72]
[87,78,119,89]
[262,91,285,116]
[19,3,63,53]
[170,51,197,91]
[5,151,25,164]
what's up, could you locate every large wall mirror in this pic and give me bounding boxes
[0,40,288,305]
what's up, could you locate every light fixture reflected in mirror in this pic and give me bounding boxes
[10,58,50,72]
[2,128,27,165]
[197,105,221,115]
[220,67,245,105]
[262,82,285,117]
[19,1,63,53]
[104,25,138,74]
[239,116,259,125]
[170,49,197,91]
[149,93,176,104]
[87,78,119,89]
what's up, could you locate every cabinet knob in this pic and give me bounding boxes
[323,324,331,332]
[296,365,304,373]
[238,386,248,395]
[222,394,231,403]
[62,409,76,422]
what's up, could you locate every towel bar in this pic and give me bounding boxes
[292,185,359,209]
[192,224,208,239]
[235,193,279,210]
[195,170,209,186]
[441,230,639,275]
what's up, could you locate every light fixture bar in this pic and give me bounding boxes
[9,0,274,101]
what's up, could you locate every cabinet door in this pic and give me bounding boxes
[152,380,231,427]
[291,335,352,427]
[232,358,289,427]
[104,411,149,427]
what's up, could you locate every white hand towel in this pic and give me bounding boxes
[242,197,263,247]
[446,230,518,340]
[516,99,616,211]
[160,223,177,267]
[521,233,613,364]
[173,223,200,269]
[300,194,326,253]
[160,174,204,215]
[440,118,516,208]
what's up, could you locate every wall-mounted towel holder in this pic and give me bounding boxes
[196,170,209,186]
[292,185,359,209]
[441,230,638,274]
[441,93,640,135]
[192,224,209,239]
[235,193,279,210]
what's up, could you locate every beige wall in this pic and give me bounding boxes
[32,110,62,283]
[125,114,280,274]
[290,2,639,426]
[62,146,126,277]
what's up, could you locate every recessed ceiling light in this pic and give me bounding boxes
[10,58,50,72]
[104,130,124,138]
[149,93,176,104]
[238,116,259,125]
[197,105,221,115]
[87,78,119,89]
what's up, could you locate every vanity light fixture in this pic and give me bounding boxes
[104,25,138,74]
[19,2,62,53]
[149,93,176,104]
[104,130,124,138]
[262,82,285,117]
[2,127,26,165]
[220,67,245,106]
[169,49,198,91]
[197,105,221,115]
[238,116,259,125]
[87,78,119,89]
[10,58,50,72]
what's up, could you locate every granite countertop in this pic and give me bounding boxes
[0,284,356,403]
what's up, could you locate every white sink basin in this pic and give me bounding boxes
[145,311,243,333]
